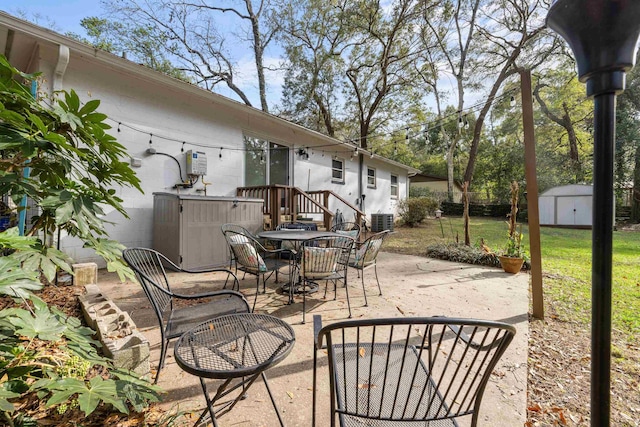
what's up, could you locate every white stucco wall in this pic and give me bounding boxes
[27,39,412,264]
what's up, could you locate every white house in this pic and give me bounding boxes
[0,12,418,265]
[539,184,593,227]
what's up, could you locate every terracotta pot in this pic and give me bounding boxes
[498,256,524,274]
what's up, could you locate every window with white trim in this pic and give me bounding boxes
[367,167,376,188]
[332,158,345,183]
[390,174,398,198]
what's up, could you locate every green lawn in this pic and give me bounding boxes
[385,217,640,340]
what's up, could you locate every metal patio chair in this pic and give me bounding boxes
[297,235,355,324]
[348,230,390,306]
[221,223,264,274]
[330,221,361,243]
[223,230,290,311]
[122,247,249,384]
[313,316,516,427]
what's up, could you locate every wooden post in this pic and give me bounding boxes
[521,69,544,319]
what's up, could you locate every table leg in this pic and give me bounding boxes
[261,372,286,427]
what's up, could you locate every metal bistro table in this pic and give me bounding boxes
[257,230,345,303]
[174,313,295,427]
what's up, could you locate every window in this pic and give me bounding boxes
[367,167,376,188]
[390,174,398,198]
[244,135,289,186]
[332,158,344,183]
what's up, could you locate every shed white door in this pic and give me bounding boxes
[557,196,592,226]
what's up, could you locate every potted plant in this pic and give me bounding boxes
[499,181,527,273]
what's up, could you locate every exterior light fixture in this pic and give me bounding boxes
[547,1,640,425]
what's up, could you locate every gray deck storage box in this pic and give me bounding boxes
[371,213,394,232]
[152,193,264,270]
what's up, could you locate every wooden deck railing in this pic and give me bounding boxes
[236,185,364,230]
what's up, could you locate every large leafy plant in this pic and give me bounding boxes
[0,54,141,280]
[0,55,160,423]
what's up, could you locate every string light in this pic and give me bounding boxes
[104,87,519,162]
[370,150,375,159]
[181,141,185,153]
[393,142,398,156]
[464,116,469,130]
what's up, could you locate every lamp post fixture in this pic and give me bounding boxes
[546,1,640,425]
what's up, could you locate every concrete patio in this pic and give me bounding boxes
[97,251,529,426]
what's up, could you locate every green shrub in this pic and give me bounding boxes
[426,243,501,267]
[398,197,439,226]
[409,186,434,198]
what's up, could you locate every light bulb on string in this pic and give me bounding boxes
[259,150,264,162]
[510,95,516,107]
[394,143,398,156]
[464,116,469,130]
[219,148,223,159]
[405,128,410,141]
[458,116,463,129]
[370,150,375,159]
[149,134,153,145]
[181,142,185,153]
[117,122,121,132]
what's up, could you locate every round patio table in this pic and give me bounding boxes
[257,230,345,300]
[174,313,295,427]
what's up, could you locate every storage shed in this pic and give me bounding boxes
[152,193,264,270]
[538,185,593,227]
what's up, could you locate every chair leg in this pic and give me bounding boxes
[344,277,352,318]
[252,276,259,312]
[374,263,382,296]
[302,280,307,324]
[361,270,368,307]
[155,338,169,384]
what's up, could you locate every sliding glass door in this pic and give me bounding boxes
[244,135,289,186]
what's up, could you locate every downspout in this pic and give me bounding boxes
[18,44,69,236]
[17,79,37,236]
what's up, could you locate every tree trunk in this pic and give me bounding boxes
[445,133,455,202]
[246,0,269,112]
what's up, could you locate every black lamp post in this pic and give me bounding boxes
[546,1,640,425]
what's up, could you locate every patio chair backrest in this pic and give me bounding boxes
[122,248,176,319]
[330,221,361,241]
[301,236,354,279]
[224,230,268,273]
[315,317,516,427]
[221,223,256,239]
[352,230,389,268]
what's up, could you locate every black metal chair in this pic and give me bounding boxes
[122,247,250,384]
[313,316,516,427]
[330,221,361,243]
[348,230,390,306]
[223,230,290,312]
[221,223,264,275]
[297,235,355,324]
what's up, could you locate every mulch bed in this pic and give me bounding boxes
[1,283,185,427]
[526,300,640,426]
